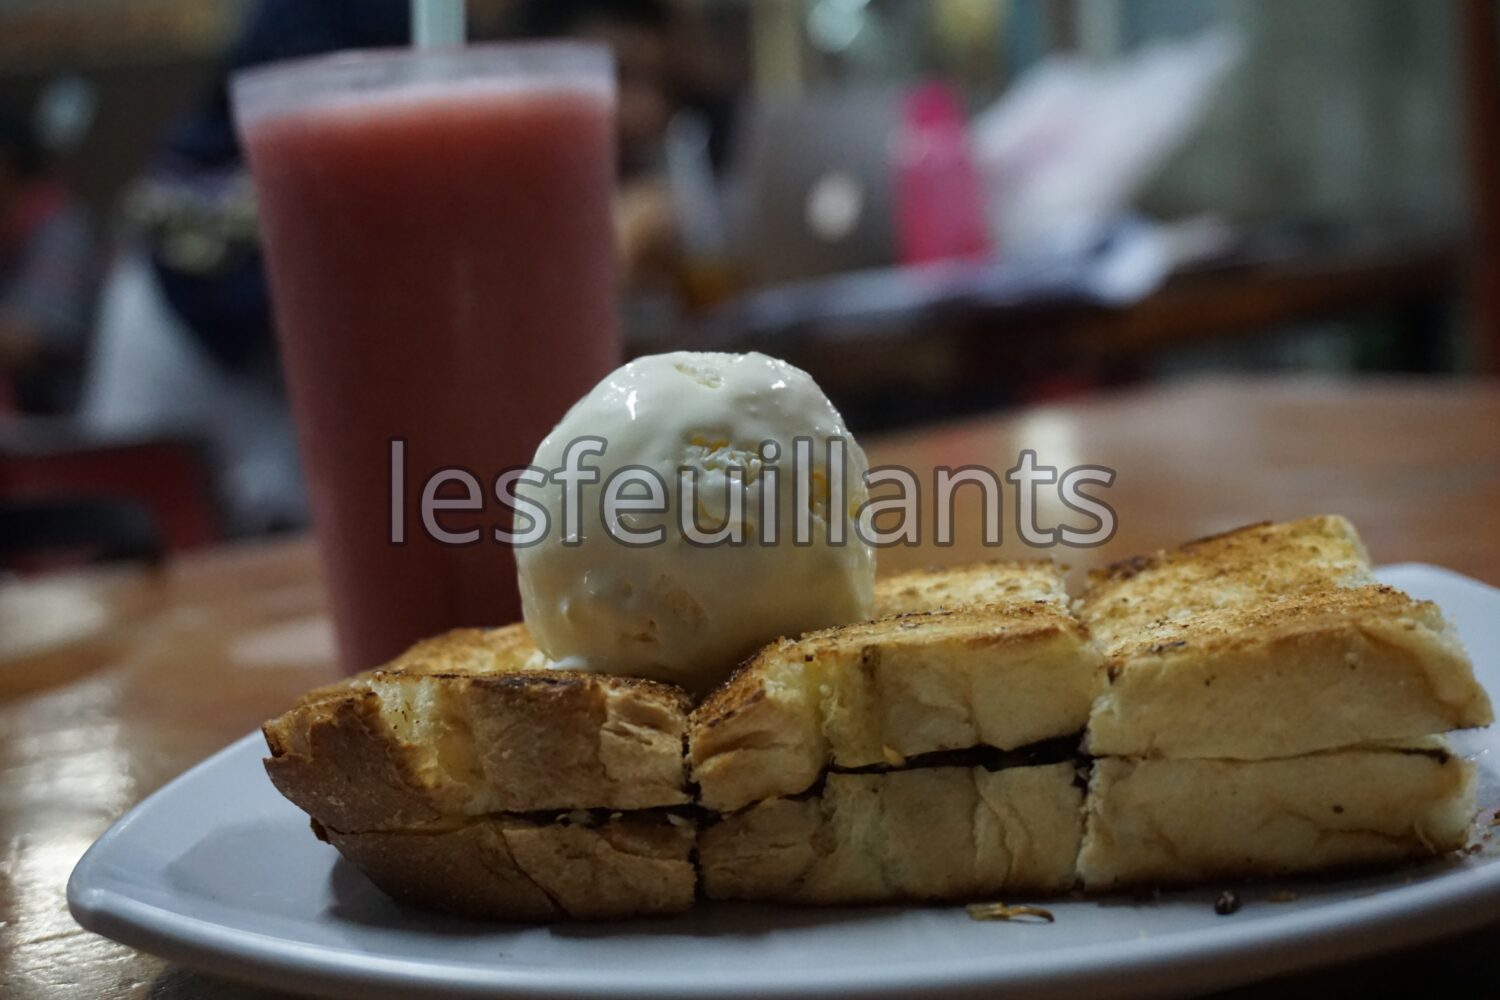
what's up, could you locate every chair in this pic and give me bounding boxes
[0,419,218,570]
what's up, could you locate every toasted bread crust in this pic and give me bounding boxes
[318,812,696,921]
[265,688,449,831]
[1077,740,1476,890]
[699,763,1083,904]
[263,627,691,831]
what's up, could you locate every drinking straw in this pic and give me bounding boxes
[412,0,466,47]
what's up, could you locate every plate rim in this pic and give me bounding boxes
[67,563,1500,999]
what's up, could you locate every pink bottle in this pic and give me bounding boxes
[892,82,992,266]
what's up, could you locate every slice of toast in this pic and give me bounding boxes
[699,762,1082,904]
[1077,738,1475,890]
[264,625,697,920]
[263,624,691,832]
[690,561,1103,813]
[1079,516,1492,759]
[316,811,696,921]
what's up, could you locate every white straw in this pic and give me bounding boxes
[412,0,466,48]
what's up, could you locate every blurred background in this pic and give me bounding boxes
[1,0,1496,567]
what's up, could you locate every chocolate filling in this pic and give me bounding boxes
[762,733,1091,804]
[828,734,1083,775]
[1392,744,1452,765]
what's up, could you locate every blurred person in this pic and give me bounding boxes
[509,0,739,299]
[511,0,679,177]
[0,109,98,414]
[84,0,408,533]
[86,0,734,533]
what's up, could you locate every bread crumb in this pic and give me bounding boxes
[966,902,1054,924]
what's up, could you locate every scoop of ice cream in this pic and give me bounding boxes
[516,351,873,691]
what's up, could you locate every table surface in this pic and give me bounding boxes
[3,375,1498,1000]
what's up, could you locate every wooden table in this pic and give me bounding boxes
[3,376,1498,999]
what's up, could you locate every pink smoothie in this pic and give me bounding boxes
[239,50,619,672]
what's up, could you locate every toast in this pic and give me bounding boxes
[265,561,1100,918]
[262,625,696,920]
[315,812,696,921]
[1079,516,1492,759]
[1074,515,1487,890]
[700,762,1082,904]
[1077,738,1475,890]
[264,625,691,831]
[261,519,1490,919]
[690,561,1102,813]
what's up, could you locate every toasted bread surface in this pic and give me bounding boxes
[1079,517,1492,758]
[263,626,691,830]
[1080,516,1373,632]
[873,560,1068,618]
[699,763,1082,904]
[1077,739,1475,890]
[690,571,1103,813]
[380,622,548,676]
[318,811,696,920]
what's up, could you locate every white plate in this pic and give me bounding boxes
[69,564,1500,1000]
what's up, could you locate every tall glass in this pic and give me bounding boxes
[233,44,620,672]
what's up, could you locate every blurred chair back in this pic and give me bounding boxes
[0,423,218,570]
